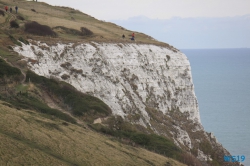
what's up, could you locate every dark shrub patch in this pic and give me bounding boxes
[18,37,29,45]
[80,27,93,36]
[25,21,57,37]
[9,35,22,46]
[7,46,13,50]
[31,9,36,12]
[0,10,4,16]
[61,74,70,80]
[53,26,82,36]
[17,15,25,20]
[62,122,69,126]
[10,20,19,28]
[0,58,23,84]
[53,26,93,36]
[0,59,21,76]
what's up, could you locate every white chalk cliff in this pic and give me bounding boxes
[14,41,200,128]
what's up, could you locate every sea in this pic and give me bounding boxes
[181,48,250,166]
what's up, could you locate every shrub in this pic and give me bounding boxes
[18,37,29,45]
[17,15,25,20]
[31,9,36,12]
[0,58,23,84]
[25,21,57,37]
[10,20,19,28]
[0,58,22,78]
[53,26,82,36]
[9,35,22,46]
[7,46,13,50]
[53,26,93,36]
[0,10,4,16]
[61,74,70,80]
[80,27,93,36]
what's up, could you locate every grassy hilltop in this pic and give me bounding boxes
[0,0,173,45]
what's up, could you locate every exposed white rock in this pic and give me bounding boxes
[197,149,213,162]
[93,118,102,124]
[13,41,201,127]
[174,126,192,149]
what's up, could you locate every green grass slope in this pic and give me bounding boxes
[0,101,186,166]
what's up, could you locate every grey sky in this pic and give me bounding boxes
[38,0,250,48]
[112,15,250,49]
[39,0,250,20]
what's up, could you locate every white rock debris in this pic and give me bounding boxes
[14,41,201,127]
[197,149,213,162]
[174,126,192,149]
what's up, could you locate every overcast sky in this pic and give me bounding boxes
[39,0,250,49]
[39,0,250,20]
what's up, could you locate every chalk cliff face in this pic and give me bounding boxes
[14,41,235,165]
[14,41,200,126]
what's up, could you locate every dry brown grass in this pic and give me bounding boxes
[0,12,6,23]
[0,17,5,24]
[0,100,186,166]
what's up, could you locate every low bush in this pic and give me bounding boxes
[7,46,13,50]
[61,74,70,80]
[53,26,94,36]
[9,35,22,46]
[0,58,21,77]
[80,27,93,36]
[0,10,4,16]
[16,15,25,21]
[31,9,36,12]
[53,26,82,36]
[18,37,29,45]
[10,20,19,28]
[25,21,57,37]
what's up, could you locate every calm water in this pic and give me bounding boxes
[181,48,250,165]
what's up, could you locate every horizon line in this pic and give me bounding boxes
[180,47,250,50]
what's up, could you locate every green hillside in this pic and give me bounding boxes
[0,100,187,166]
